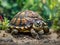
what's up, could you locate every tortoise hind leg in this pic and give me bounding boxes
[5,28,12,33]
[30,29,40,39]
[11,29,18,35]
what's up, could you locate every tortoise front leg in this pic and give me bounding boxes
[30,29,40,39]
[43,26,49,34]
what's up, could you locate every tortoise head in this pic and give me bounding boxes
[34,20,42,27]
[33,19,46,29]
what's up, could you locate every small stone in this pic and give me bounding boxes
[23,37,26,39]
[2,34,6,37]
[43,39,49,43]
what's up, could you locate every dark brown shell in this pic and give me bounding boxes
[10,10,43,30]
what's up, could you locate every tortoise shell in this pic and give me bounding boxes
[7,10,49,39]
[9,10,44,32]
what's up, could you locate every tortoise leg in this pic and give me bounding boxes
[11,29,18,35]
[38,30,44,35]
[30,29,40,39]
[43,26,49,34]
[5,28,12,33]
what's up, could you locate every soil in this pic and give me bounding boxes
[0,29,60,45]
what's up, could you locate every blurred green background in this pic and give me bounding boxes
[0,0,60,31]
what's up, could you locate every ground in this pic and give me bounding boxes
[0,29,60,45]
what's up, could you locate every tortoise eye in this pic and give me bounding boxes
[36,21,40,25]
[36,21,40,24]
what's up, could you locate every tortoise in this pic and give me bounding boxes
[7,10,49,39]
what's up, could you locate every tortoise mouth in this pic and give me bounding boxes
[33,24,42,30]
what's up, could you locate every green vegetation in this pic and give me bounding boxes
[0,0,60,32]
[0,17,9,30]
[52,2,60,31]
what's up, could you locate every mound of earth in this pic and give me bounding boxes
[0,29,60,45]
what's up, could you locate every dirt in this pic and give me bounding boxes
[0,29,60,45]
